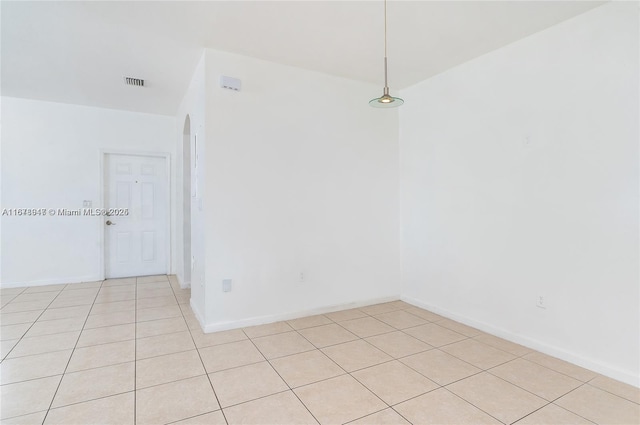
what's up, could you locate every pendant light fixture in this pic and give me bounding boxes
[369,0,404,108]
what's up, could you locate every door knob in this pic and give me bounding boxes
[106,220,116,226]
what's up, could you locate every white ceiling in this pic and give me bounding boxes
[1,1,604,116]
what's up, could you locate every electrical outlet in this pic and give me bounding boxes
[299,272,304,283]
[222,279,232,292]
[536,296,546,309]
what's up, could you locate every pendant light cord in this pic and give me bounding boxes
[384,0,388,90]
[384,0,388,58]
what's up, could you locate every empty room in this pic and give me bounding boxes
[0,1,638,424]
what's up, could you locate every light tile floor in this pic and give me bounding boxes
[1,275,639,424]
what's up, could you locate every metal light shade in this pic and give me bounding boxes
[369,87,404,108]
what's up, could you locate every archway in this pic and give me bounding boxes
[182,115,192,286]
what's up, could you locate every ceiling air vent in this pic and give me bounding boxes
[124,77,144,87]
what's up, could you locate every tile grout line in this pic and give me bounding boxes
[0,288,27,309]
[294,309,415,424]
[443,363,604,425]
[399,305,605,389]
[444,371,546,424]
[163,410,224,425]
[56,358,135,375]
[337,310,425,425]
[434,357,561,422]
[169,279,230,425]
[135,372,217,393]
[1,284,72,362]
[512,401,596,425]
[441,386,507,424]
[214,388,293,411]
[484,359,588,395]
[134,278,138,425]
[351,325,435,359]
[3,289,633,425]
[520,356,605,385]
[263,325,352,391]
[32,390,135,417]
[40,280,104,424]
[242,328,324,425]
[338,305,428,425]
[284,306,484,423]
[75,333,135,349]
[583,379,640,406]
[1,333,83,362]
[342,406,410,425]
[396,341,574,420]
[547,381,602,423]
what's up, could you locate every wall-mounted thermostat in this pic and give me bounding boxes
[220,76,241,91]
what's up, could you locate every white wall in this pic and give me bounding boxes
[175,53,207,321]
[399,2,639,385]
[201,49,401,329]
[1,97,176,286]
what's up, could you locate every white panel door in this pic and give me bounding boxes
[105,154,168,278]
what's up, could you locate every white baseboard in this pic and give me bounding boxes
[402,295,640,388]
[0,274,103,289]
[175,274,191,290]
[189,298,206,331]
[202,295,401,334]
[1,273,187,290]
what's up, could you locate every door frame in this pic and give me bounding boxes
[99,149,172,280]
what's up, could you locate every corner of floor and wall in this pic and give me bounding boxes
[397,2,639,387]
[182,1,639,387]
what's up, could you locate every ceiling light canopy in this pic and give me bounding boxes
[369,0,403,108]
